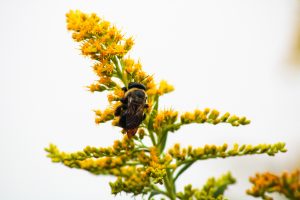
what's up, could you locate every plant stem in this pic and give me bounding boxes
[147,94,159,146]
[173,161,194,182]
[163,169,176,200]
[150,185,171,199]
[111,56,127,87]
[148,129,156,146]
[158,131,168,154]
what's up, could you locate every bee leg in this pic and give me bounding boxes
[143,114,146,120]
[118,114,126,128]
[144,104,149,108]
[122,87,127,92]
[114,105,124,116]
[120,97,127,104]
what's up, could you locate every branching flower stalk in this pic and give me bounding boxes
[45,10,287,199]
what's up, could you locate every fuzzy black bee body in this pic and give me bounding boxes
[114,82,148,138]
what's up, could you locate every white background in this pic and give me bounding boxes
[1,0,300,199]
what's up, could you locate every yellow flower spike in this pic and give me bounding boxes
[46,10,289,199]
[168,143,286,164]
[87,83,106,92]
[180,108,251,127]
[66,11,101,42]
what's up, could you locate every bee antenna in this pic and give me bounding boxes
[141,74,154,83]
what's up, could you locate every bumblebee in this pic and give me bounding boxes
[114,82,148,138]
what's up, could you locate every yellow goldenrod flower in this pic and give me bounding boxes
[94,104,119,124]
[157,80,174,95]
[87,83,106,92]
[46,10,289,200]
[180,108,251,126]
[247,170,300,200]
[177,172,236,200]
[153,109,178,134]
[124,37,134,51]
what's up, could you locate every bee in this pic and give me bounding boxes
[114,82,149,138]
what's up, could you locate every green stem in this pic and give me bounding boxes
[163,176,174,200]
[158,130,168,154]
[111,56,127,87]
[147,94,159,146]
[173,161,194,182]
[164,169,176,200]
[150,185,170,199]
[167,169,176,194]
[149,130,156,146]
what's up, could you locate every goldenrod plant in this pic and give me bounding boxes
[45,10,287,199]
[247,170,300,200]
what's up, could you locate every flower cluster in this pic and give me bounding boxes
[180,108,250,126]
[45,135,175,195]
[177,172,236,200]
[247,170,300,200]
[66,10,173,129]
[66,10,133,60]
[153,109,179,134]
[152,108,251,134]
[45,10,289,200]
[168,142,287,163]
[166,143,286,185]
[45,136,135,168]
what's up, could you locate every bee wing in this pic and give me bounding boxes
[125,103,144,129]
